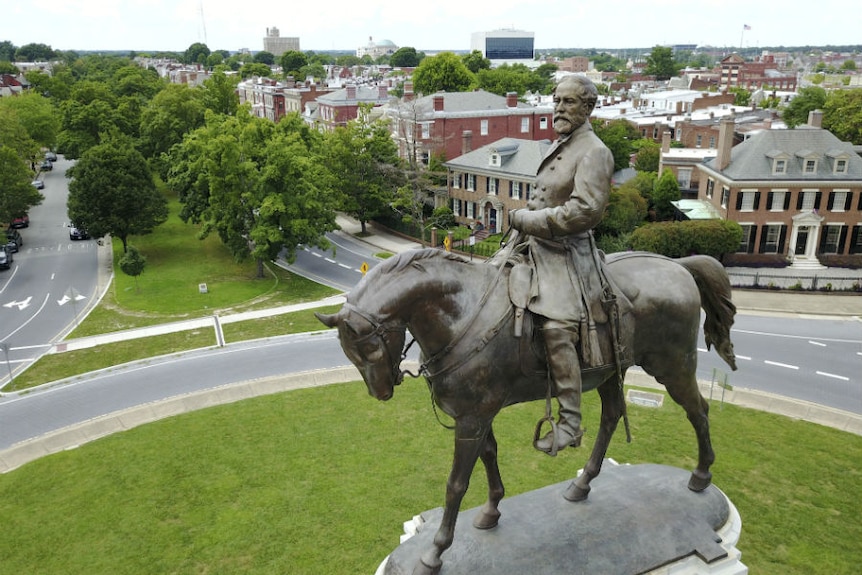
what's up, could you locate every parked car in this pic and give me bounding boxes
[0,245,13,270]
[69,225,89,240]
[31,179,44,189]
[45,151,58,162]
[5,228,22,252]
[11,214,29,228]
[40,159,52,171]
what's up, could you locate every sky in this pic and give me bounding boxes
[3,0,860,54]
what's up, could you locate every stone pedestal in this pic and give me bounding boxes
[377,463,747,575]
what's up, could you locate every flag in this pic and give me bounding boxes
[743,24,751,30]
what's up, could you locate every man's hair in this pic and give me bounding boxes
[555,75,599,113]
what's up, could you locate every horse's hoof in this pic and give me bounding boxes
[472,508,500,530]
[564,481,590,502]
[688,470,712,492]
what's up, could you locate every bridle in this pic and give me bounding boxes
[342,302,415,386]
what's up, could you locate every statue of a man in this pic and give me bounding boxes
[506,75,615,454]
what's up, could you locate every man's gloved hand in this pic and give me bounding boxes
[509,208,523,230]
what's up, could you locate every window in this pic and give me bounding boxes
[822,225,842,254]
[452,198,461,215]
[489,153,501,167]
[539,117,548,130]
[510,181,521,200]
[770,190,786,211]
[801,190,817,210]
[696,134,703,148]
[708,136,716,149]
[677,168,692,189]
[706,178,715,199]
[466,202,474,219]
[763,225,782,254]
[480,120,489,136]
[740,191,756,211]
[520,117,529,133]
[737,224,755,253]
[720,187,729,208]
[489,178,498,195]
[830,191,848,212]
[452,172,460,189]
[834,158,848,174]
[421,123,430,140]
[467,174,476,191]
[804,159,817,174]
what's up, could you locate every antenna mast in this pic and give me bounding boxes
[199,0,208,45]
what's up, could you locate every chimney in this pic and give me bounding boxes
[716,116,735,171]
[661,131,671,153]
[346,85,356,99]
[506,91,518,108]
[808,109,823,128]
[462,130,473,155]
[433,94,444,112]
[404,82,414,102]
[379,85,388,99]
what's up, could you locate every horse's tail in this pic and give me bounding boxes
[677,255,738,371]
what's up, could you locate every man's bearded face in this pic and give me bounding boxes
[553,85,588,136]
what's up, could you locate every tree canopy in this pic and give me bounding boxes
[780,86,827,128]
[389,47,423,68]
[412,52,474,95]
[280,50,308,76]
[643,46,679,81]
[67,136,168,252]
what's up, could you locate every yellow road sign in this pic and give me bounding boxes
[360,262,369,275]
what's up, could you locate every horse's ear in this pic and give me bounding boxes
[315,312,339,328]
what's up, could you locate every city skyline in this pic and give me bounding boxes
[4,0,860,55]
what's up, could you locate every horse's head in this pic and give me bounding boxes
[316,304,407,401]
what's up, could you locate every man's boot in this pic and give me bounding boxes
[534,324,584,455]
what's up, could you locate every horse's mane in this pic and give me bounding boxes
[374,248,468,275]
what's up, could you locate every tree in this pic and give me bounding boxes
[183,43,210,65]
[593,119,639,171]
[0,91,58,151]
[0,40,16,62]
[239,62,272,79]
[475,64,534,96]
[728,86,752,107]
[651,168,681,221]
[118,245,147,290]
[15,43,55,62]
[201,71,239,116]
[461,50,490,73]
[643,46,678,81]
[412,52,474,95]
[138,83,206,176]
[280,50,308,76]
[632,139,660,173]
[781,86,827,128]
[326,106,403,234]
[595,185,648,240]
[822,88,862,145]
[0,145,43,224]
[67,136,168,252]
[389,47,422,68]
[167,110,339,277]
[253,51,275,65]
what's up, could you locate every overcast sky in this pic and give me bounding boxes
[4,0,859,54]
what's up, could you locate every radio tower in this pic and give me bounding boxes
[199,0,208,45]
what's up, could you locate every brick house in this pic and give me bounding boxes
[719,53,797,91]
[697,111,862,268]
[385,89,555,164]
[315,84,392,130]
[444,138,550,234]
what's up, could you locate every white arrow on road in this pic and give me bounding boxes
[57,294,87,306]
[3,296,32,310]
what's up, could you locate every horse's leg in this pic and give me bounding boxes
[472,425,504,530]
[416,418,489,575]
[565,373,624,502]
[657,366,714,492]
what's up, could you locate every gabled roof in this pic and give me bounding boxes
[444,137,551,178]
[412,90,534,114]
[704,127,862,181]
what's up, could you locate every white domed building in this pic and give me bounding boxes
[356,37,399,59]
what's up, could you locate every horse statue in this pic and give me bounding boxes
[316,248,737,575]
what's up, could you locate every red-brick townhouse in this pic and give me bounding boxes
[719,53,796,91]
[314,84,392,131]
[237,77,290,122]
[698,111,862,268]
[444,138,551,234]
[385,89,555,164]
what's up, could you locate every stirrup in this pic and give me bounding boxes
[533,415,560,457]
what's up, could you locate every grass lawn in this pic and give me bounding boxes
[0,381,859,574]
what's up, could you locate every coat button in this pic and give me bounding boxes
[557,156,563,160]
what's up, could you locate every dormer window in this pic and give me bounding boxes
[835,159,848,174]
[804,159,817,174]
[767,150,790,175]
[774,159,786,174]
[795,149,818,175]
[489,152,501,167]
[826,149,851,175]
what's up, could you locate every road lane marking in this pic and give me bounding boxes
[735,354,752,360]
[338,263,352,269]
[324,258,337,264]
[816,371,850,381]
[808,340,826,347]
[764,360,799,370]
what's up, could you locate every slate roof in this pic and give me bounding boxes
[704,127,862,182]
[411,90,535,115]
[444,138,552,178]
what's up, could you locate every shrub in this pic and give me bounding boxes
[630,220,743,259]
